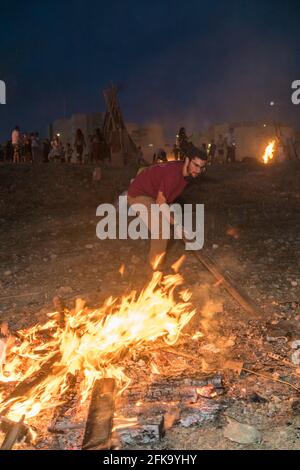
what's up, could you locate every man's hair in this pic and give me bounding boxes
[186,143,207,161]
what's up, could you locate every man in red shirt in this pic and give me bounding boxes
[127,146,207,269]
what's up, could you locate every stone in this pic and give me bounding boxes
[291,399,300,414]
[248,392,268,403]
[223,417,261,444]
[293,415,300,428]
[4,271,12,276]
[291,350,300,365]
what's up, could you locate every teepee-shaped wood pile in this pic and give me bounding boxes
[102,85,138,166]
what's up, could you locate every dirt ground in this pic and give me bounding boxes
[0,160,300,450]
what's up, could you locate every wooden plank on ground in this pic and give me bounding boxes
[81,378,116,450]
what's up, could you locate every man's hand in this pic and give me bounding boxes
[156,190,166,205]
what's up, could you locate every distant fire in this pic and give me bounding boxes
[226,227,239,239]
[262,140,276,164]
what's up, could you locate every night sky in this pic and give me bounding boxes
[0,0,300,141]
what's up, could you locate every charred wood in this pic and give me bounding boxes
[117,415,165,446]
[0,415,25,450]
[82,378,116,450]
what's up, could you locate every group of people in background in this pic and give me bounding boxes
[0,126,110,164]
[152,127,236,165]
[207,130,236,164]
[2,124,297,166]
[7,127,48,163]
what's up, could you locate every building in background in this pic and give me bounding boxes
[191,121,297,161]
[49,112,104,146]
[49,116,298,163]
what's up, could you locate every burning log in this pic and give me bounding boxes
[1,351,62,423]
[48,372,78,434]
[0,414,25,450]
[179,398,225,427]
[114,377,225,446]
[146,384,198,403]
[121,374,224,404]
[0,321,16,372]
[0,267,199,434]
[47,372,84,450]
[0,415,37,449]
[81,378,116,450]
[4,351,61,405]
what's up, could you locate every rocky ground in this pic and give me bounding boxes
[0,160,300,450]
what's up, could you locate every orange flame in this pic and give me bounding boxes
[0,268,196,422]
[171,255,186,273]
[226,227,239,239]
[262,140,275,164]
[191,331,204,340]
[151,253,165,271]
[119,264,125,276]
[150,361,161,375]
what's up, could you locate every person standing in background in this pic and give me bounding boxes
[31,132,41,163]
[225,128,236,163]
[208,139,216,164]
[43,139,51,162]
[92,128,104,162]
[74,129,86,164]
[173,144,180,160]
[217,134,225,164]
[23,133,32,162]
[66,143,73,163]
[49,135,63,162]
[87,135,93,163]
[11,126,21,163]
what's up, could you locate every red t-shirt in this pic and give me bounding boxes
[128,161,187,203]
